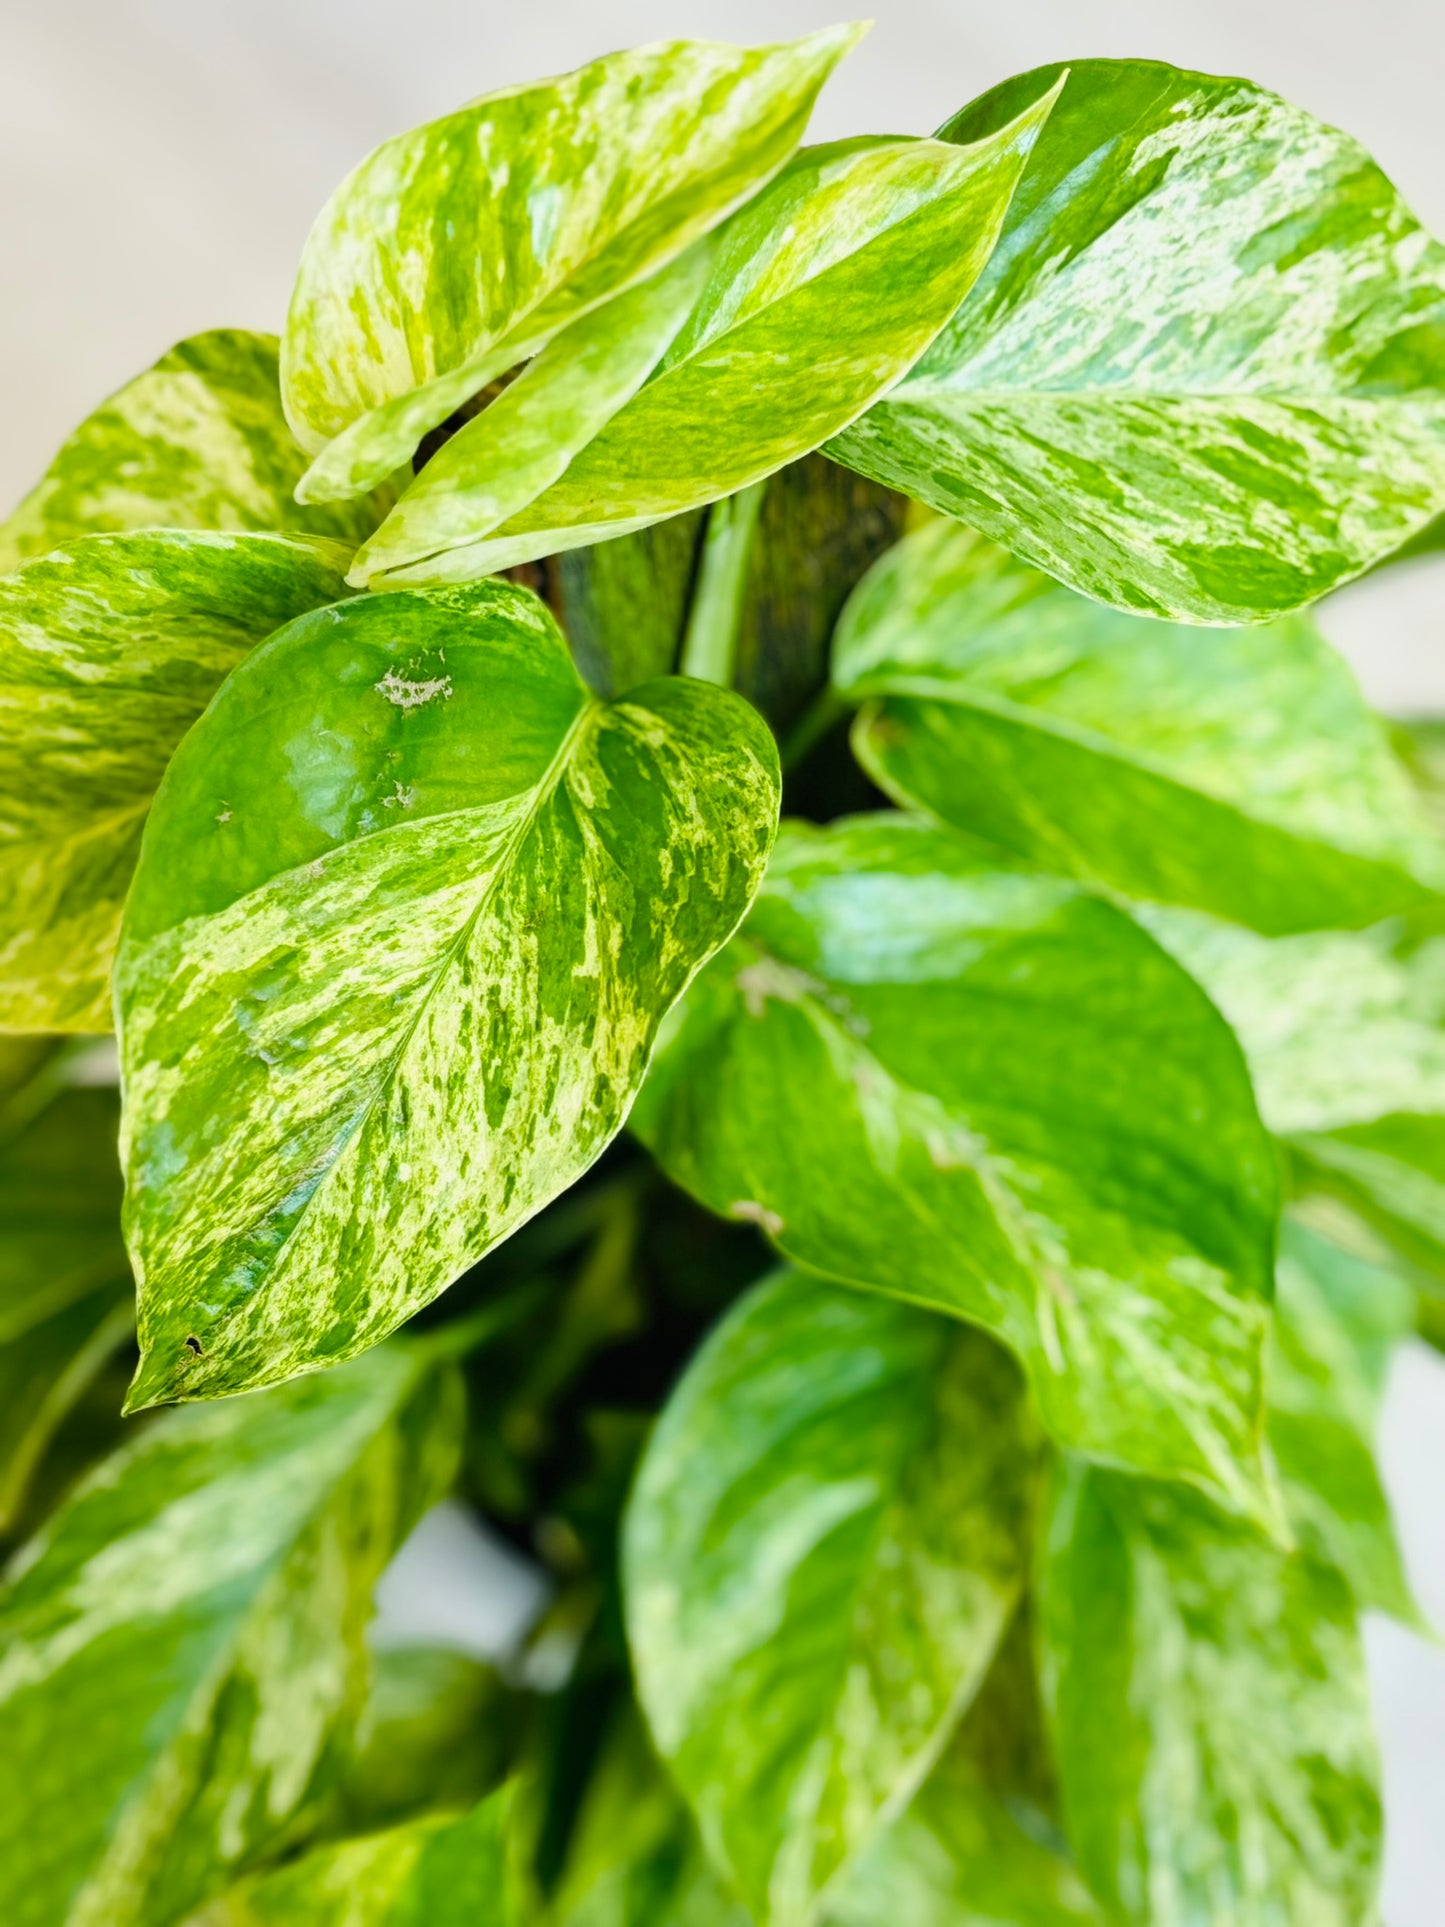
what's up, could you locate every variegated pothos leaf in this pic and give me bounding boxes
[0,1342,462,1927]
[829,59,1445,621]
[0,330,381,571]
[283,29,864,498]
[117,579,780,1406]
[625,1270,1039,1924]
[834,521,1445,933]
[350,91,1057,584]
[630,815,1279,1517]
[0,532,353,1031]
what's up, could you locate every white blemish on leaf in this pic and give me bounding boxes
[730,1199,785,1237]
[374,668,453,708]
[381,782,416,809]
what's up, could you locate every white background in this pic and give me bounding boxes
[3,5,1443,1918]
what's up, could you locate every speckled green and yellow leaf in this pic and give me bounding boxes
[186,1781,530,1926]
[0,1341,462,1927]
[625,1268,1039,1926]
[0,1081,132,1533]
[117,579,779,1407]
[283,29,864,500]
[359,95,1057,584]
[1140,903,1445,1284]
[829,60,1445,622]
[0,331,380,572]
[348,237,712,582]
[632,815,1279,1513]
[1039,1462,1382,1925]
[834,521,1445,933]
[0,531,354,1032]
[1268,1216,1418,1622]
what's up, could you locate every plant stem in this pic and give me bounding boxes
[678,480,767,686]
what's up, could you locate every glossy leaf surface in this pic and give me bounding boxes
[0,1085,131,1532]
[1141,905,1445,1280]
[1040,1463,1381,1925]
[829,60,1445,621]
[117,579,779,1406]
[1269,1217,1418,1620]
[625,1269,1039,1924]
[189,1782,528,1927]
[0,331,378,570]
[835,522,1445,933]
[0,1342,462,1927]
[284,29,862,498]
[358,97,1056,583]
[0,530,353,1030]
[632,815,1277,1511]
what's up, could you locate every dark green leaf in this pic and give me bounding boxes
[189,1781,531,1926]
[117,579,780,1406]
[0,531,354,1029]
[1268,1217,1419,1621]
[353,95,1058,584]
[0,331,380,570]
[829,60,1445,621]
[626,1267,1045,1923]
[834,521,1445,933]
[284,30,864,500]
[331,1645,519,1834]
[0,1342,462,1927]
[1039,1463,1381,1924]
[550,517,707,698]
[632,815,1278,1512]
[730,455,905,734]
[0,1085,132,1532]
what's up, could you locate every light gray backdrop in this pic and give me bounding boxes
[3,5,1443,1919]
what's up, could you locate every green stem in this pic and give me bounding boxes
[678,480,767,686]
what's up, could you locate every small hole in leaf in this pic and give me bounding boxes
[184,1335,204,1357]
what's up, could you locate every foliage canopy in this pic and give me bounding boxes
[1,27,1443,1926]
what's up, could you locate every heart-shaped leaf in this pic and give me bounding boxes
[117,579,779,1407]
[0,531,353,1030]
[829,60,1445,621]
[631,815,1278,1515]
[834,520,1445,933]
[0,330,380,571]
[284,28,864,500]
[625,1268,1039,1925]
[0,1341,462,1927]
[1039,1462,1381,1925]
[356,95,1057,584]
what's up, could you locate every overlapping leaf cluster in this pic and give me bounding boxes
[1,26,1443,1926]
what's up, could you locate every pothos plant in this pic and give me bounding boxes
[1,24,1444,1927]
